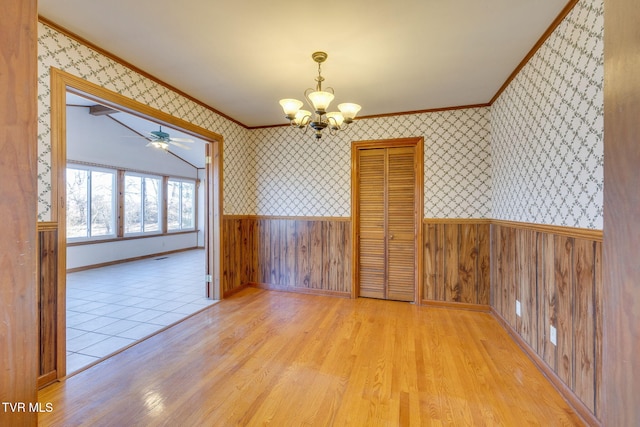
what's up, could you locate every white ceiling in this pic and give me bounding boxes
[67,92,207,168]
[41,0,569,128]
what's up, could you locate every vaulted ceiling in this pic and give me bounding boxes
[39,0,569,128]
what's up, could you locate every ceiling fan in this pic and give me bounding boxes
[145,126,194,150]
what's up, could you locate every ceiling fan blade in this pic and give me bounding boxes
[168,137,194,143]
[170,141,191,150]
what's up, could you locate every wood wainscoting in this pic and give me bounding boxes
[422,219,491,309]
[37,222,64,387]
[491,221,603,425]
[222,216,351,297]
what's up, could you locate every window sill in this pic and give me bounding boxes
[66,230,198,247]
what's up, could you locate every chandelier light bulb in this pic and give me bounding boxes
[278,52,360,139]
[279,99,303,119]
[337,103,362,123]
[326,112,345,129]
[307,91,335,114]
[293,110,312,127]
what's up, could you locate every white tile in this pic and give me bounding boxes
[67,353,101,373]
[118,323,163,340]
[73,316,119,332]
[126,309,165,323]
[94,319,143,336]
[67,332,111,352]
[106,306,147,319]
[66,327,88,340]
[79,336,136,358]
[146,312,189,326]
[66,249,205,372]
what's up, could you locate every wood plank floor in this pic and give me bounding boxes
[39,288,584,426]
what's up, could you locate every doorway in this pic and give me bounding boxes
[351,138,424,302]
[41,68,224,383]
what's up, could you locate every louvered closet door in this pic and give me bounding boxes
[357,146,416,302]
[358,149,386,299]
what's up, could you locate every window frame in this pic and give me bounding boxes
[65,162,199,245]
[66,164,117,243]
[123,171,164,237]
[166,177,197,233]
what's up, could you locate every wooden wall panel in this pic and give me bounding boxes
[1,1,38,423]
[38,228,59,384]
[422,221,490,308]
[602,0,640,422]
[477,224,491,305]
[491,223,602,421]
[555,235,573,387]
[222,217,351,297]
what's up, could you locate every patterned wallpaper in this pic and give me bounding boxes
[247,108,492,218]
[491,0,604,229]
[37,0,604,228]
[36,22,250,220]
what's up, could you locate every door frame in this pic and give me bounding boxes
[351,137,424,302]
[48,67,224,380]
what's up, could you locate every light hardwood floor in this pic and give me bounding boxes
[39,288,584,426]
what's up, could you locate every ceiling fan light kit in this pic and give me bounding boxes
[146,126,194,151]
[279,51,361,140]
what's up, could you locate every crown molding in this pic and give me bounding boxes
[39,0,578,130]
[38,15,248,130]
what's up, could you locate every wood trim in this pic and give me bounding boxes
[37,221,59,231]
[424,218,492,225]
[67,159,199,183]
[247,104,491,130]
[492,219,602,241]
[249,282,351,299]
[117,170,125,237]
[489,0,579,104]
[492,308,601,427]
[421,300,491,313]
[355,103,491,121]
[351,137,424,302]
[37,370,58,389]
[50,67,68,379]
[602,0,640,423]
[66,230,198,247]
[222,283,252,298]
[38,16,247,130]
[48,67,224,386]
[66,247,202,273]
[41,2,578,129]
[205,139,224,300]
[223,214,352,222]
[51,68,223,144]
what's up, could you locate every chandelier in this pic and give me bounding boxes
[279,51,361,139]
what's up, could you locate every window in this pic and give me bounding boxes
[167,179,196,231]
[124,173,162,234]
[66,166,116,240]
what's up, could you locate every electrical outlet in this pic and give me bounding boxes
[516,300,521,317]
[550,325,557,346]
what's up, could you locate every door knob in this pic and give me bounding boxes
[389,234,394,240]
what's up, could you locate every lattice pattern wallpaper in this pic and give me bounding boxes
[38,0,604,228]
[491,0,604,229]
[36,22,251,220]
[248,108,492,218]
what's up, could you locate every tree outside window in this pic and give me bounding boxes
[66,167,115,240]
[168,179,195,231]
[125,174,161,235]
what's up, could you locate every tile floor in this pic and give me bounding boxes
[66,249,217,373]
